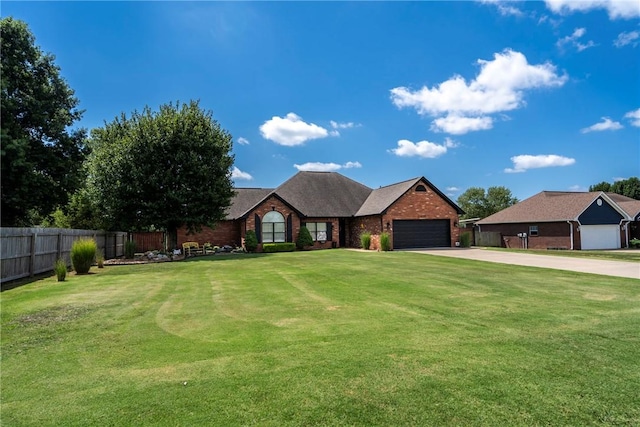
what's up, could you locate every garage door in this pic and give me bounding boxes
[393,219,450,249]
[580,225,620,250]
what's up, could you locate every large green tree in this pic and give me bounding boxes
[87,100,235,249]
[1,17,88,226]
[590,177,640,200]
[457,186,518,219]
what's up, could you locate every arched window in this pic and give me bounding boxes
[263,211,285,243]
[415,184,427,192]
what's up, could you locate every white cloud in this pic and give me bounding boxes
[505,154,576,173]
[330,121,360,129]
[259,113,329,146]
[293,161,362,172]
[343,161,362,169]
[568,185,588,192]
[237,137,250,145]
[389,139,449,159]
[479,0,525,17]
[390,49,567,134]
[444,137,460,148]
[545,0,640,19]
[614,30,640,47]
[231,166,253,180]
[624,108,640,126]
[446,186,461,192]
[581,117,624,133]
[613,176,627,182]
[557,28,597,51]
[431,115,494,134]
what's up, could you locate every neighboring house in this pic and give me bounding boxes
[476,191,639,250]
[178,171,464,251]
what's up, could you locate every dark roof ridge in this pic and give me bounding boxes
[374,177,420,190]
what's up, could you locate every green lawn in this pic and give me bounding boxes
[2,250,639,426]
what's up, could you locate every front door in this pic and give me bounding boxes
[339,219,346,247]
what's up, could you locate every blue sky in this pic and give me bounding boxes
[3,1,639,201]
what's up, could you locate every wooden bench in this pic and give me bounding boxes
[182,241,204,257]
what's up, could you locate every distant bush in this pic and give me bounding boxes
[460,232,472,248]
[124,241,136,259]
[71,238,96,274]
[380,232,391,251]
[54,258,67,282]
[631,238,640,249]
[360,232,371,250]
[95,249,105,268]
[244,230,258,253]
[296,226,314,250]
[262,243,296,253]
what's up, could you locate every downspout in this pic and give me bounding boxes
[567,221,574,250]
[620,219,629,248]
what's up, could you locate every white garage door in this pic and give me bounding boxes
[580,225,620,250]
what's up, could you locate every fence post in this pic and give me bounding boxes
[29,232,37,277]
[57,232,63,261]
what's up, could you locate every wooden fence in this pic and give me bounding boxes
[475,231,503,247]
[1,228,127,284]
[131,231,165,252]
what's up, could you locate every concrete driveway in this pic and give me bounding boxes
[408,248,639,279]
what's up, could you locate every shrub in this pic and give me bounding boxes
[71,238,97,274]
[244,230,258,252]
[262,243,296,253]
[296,226,314,250]
[124,240,136,259]
[460,232,472,248]
[631,238,640,249]
[360,232,371,250]
[54,258,67,282]
[95,249,105,268]
[380,232,391,251]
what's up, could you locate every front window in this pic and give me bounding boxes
[307,222,327,241]
[529,225,539,236]
[263,211,285,243]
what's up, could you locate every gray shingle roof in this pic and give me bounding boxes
[226,188,274,219]
[355,178,419,216]
[226,172,465,219]
[273,171,372,217]
[477,191,632,224]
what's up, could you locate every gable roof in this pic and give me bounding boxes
[611,193,640,219]
[355,177,464,216]
[273,171,372,217]
[228,172,463,219]
[477,191,632,225]
[226,188,273,219]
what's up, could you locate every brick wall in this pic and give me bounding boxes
[177,221,240,248]
[348,215,382,248]
[383,183,460,249]
[480,222,575,250]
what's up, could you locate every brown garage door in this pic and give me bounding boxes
[393,219,450,249]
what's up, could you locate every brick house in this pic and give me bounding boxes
[476,191,639,250]
[178,171,464,251]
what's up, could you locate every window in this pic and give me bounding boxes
[306,222,328,241]
[415,184,427,192]
[529,225,539,236]
[263,211,285,243]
